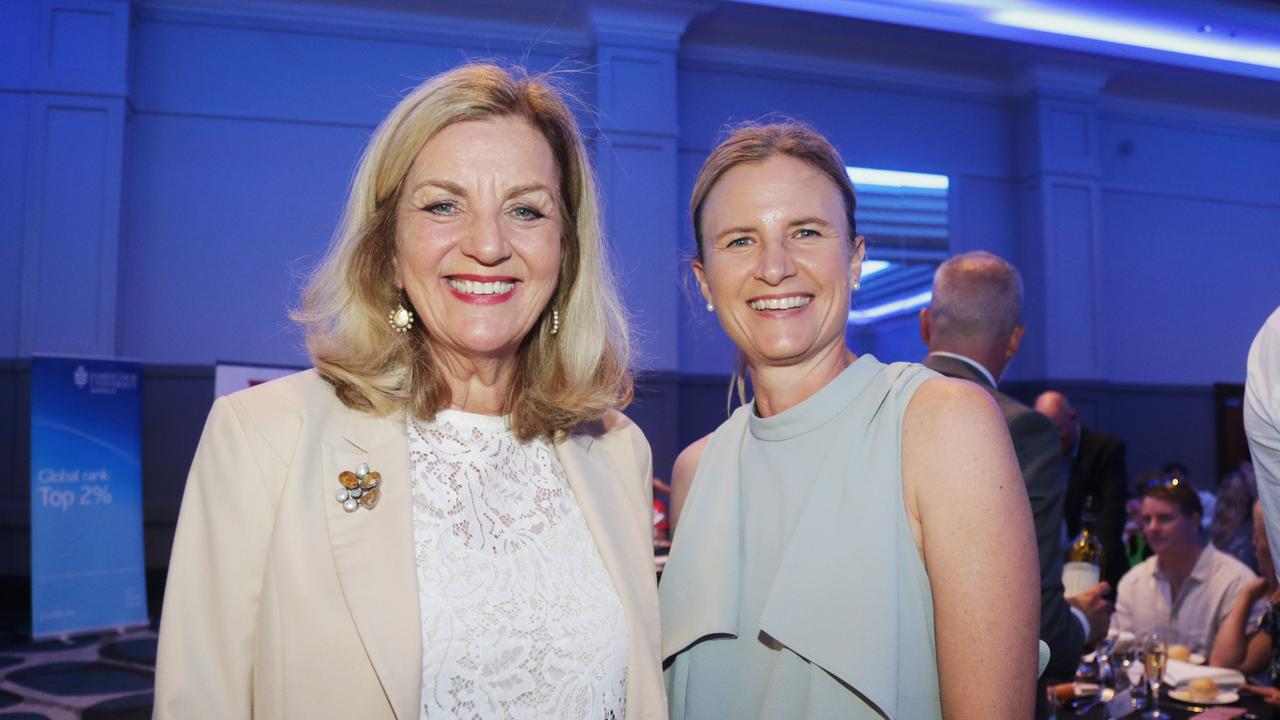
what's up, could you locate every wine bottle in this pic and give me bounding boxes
[1063,495,1104,596]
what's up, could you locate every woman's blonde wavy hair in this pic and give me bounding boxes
[294,63,631,441]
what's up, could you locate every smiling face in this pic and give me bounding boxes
[1141,495,1201,557]
[693,154,862,370]
[393,116,562,368]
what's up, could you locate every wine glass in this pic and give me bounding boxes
[1109,635,1132,689]
[1094,636,1115,688]
[1142,631,1169,719]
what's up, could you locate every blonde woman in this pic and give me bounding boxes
[155,64,664,719]
[661,122,1039,718]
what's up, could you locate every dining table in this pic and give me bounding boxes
[1060,685,1278,719]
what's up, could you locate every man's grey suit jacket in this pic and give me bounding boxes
[924,354,1083,678]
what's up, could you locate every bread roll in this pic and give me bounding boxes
[1168,644,1192,661]
[1187,677,1219,702]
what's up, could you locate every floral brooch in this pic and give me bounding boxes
[336,463,381,512]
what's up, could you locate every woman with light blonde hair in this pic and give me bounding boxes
[155,63,665,719]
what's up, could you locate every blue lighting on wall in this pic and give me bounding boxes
[843,165,946,326]
[848,290,933,326]
[847,166,950,190]
[739,0,1280,77]
[990,9,1280,69]
[861,259,891,278]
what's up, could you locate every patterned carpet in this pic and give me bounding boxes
[0,628,155,719]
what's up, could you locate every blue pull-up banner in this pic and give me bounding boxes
[30,356,148,638]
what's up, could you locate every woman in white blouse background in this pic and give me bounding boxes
[154,63,665,719]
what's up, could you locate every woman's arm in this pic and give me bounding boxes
[1210,579,1271,673]
[153,396,280,718]
[902,377,1040,718]
[669,434,710,535]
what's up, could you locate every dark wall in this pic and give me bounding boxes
[139,366,215,569]
[0,361,31,580]
[1004,380,1217,494]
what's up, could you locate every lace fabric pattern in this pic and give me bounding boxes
[408,411,627,720]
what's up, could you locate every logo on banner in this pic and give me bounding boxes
[72,366,137,395]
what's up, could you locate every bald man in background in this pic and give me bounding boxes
[921,251,1110,677]
[1035,391,1129,589]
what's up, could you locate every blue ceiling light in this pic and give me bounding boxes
[990,8,1280,70]
[860,259,892,278]
[847,167,950,190]
[848,290,933,326]
[733,0,1280,80]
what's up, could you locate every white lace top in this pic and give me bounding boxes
[407,410,628,720]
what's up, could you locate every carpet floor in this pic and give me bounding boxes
[0,628,154,720]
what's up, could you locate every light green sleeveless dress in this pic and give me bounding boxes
[661,355,942,719]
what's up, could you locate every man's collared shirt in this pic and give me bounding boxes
[925,351,997,388]
[1110,543,1261,655]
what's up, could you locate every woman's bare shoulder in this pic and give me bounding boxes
[669,433,713,531]
[904,375,1006,444]
[901,374,1020,504]
[673,434,712,482]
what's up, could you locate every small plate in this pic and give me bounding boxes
[1169,689,1239,705]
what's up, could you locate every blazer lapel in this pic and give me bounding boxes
[557,429,660,718]
[323,411,421,720]
[560,429,660,606]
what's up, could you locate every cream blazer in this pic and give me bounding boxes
[154,370,666,719]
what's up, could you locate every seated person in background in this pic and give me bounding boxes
[1165,460,1217,529]
[1034,390,1130,590]
[1211,466,1260,572]
[1122,472,1164,569]
[1112,476,1261,656]
[1211,500,1278,685]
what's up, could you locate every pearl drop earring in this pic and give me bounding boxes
[388,302,414,332]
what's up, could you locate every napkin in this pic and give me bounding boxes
[1163,659,1245,688]
[1106,688,1134,719]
